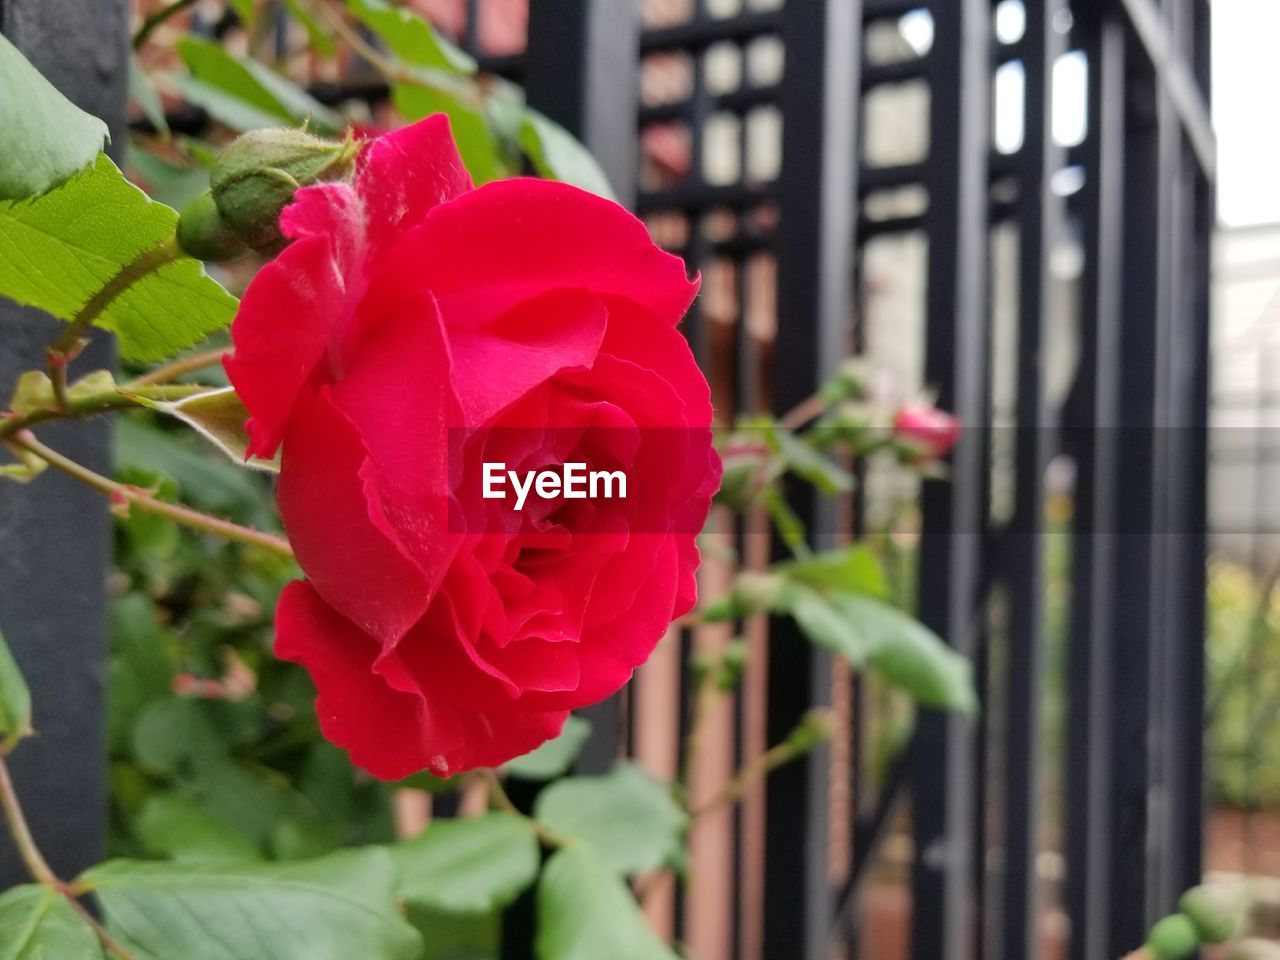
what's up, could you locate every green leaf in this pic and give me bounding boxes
[537,847,678,960]
[135,791,263,863]
[0,33,109,200]
[285,0,338,57]
[126,145,209,211]
[534,762,685,876]
[139,387,279,472]
[391,813,539,914]
[827,593,977,714]
[0,153,238,362]
[0,885,102,960]
[411,907,499,960]
[129,55,169,136]
[504,715,592,780]
[778,583,873,665]
[393,84,508,184]
[82,849,424,960]
[349,0,476,74]
[228,0,258,32]
[761,484,807,555]
[520,109,615,199]
[764,422,854,494]
[176,37,344,134]
[0,628,32,752]
[781,545,890,598]
[169,74,293,133]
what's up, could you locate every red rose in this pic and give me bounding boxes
[892,403,961,461]
[225,116,720,778]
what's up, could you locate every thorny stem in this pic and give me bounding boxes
[0,384,208,441]
[0,755,137,959]
[47,238,183,410]
[7,431,295,558]
[127,347,231,387]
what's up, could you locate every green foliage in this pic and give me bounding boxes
[391,814,539,914]
[0,885,102,959]
[0,629,32,753]
[537,847,679,960]
[0,34,109,200]
[503,715,592,780]
[0,154,237,361]
[348,0,476,74]
[534,762,686,876]
[1146,913,1202,960]
[176,37,344,134]
[520,109,615,199]
[82,849,424,960]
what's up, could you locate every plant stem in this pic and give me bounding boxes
[691,737,807,819]
[0,384,207,441]
[66,898,138,960]
[127,347,231,387]
[133,0,200,50]
[46,238,183,409]
[481,769,569,848]
[779,391,826,431]
[8,431,295,558]
[0,755,60,889]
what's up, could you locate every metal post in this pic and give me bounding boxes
[0,0,128,884]
[761,1,859,958]
[910,0,991,956]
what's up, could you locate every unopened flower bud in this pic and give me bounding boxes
[209,127,361,255]
[1179,883,1247,944]
[176,191,249,262]
[784,708,835,753]
[893,402,961,462]
[1146,913,1201,960]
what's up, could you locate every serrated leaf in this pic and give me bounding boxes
[537,847,678,960]
[82,848,423,960]
[177,37,344,134]
[0,34,109,200]
[0,885,102,960]
[534,762,685,876]
[391,813,539,914]
[349,0,476,74]
[765,422,854,494]
[410,907,500,960]
[779,582,873,665]
[0,153,237,362]
[520,109,615,199]
[781,544,889,598]
[135,791,264,863]
[504,715,592,780]
[139,386,279,472]
[827,593,977,714]
[0,628,32,752]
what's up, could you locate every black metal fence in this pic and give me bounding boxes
[0,1,1214,958]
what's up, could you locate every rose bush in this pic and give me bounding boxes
[224,114,721,779]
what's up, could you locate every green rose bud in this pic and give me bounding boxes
[1146,913,1202,960]
[176,191,249,262]
[209,127,360,255]
[1231,939,1280,960]
[784,708,834,753]
[1180,883,1247,944]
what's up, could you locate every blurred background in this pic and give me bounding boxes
[0,0,1273,958]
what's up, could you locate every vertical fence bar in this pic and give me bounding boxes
[997,1,1067,957]
[0,0,128,885]
[1065,8,1127,960]
[523,0,640,774]
[762,2,859,958]
[910,0,991,956]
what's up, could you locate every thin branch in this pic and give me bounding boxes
[0,755,60,889]
[691,737,807,819]
[65,897,138,960]
[133,0,201,50]
[127,347,231,387]
[8,431,294,558]
[0,384,207,441]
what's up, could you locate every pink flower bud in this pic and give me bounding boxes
[892,403,961,460]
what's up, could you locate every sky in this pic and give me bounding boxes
[1212,0,1280,227]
